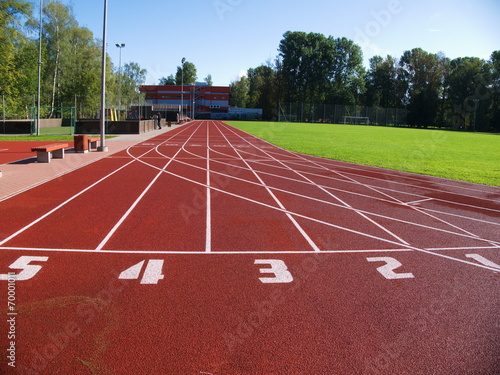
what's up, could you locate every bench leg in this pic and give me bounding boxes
[52,148,65,159]
[88,140,98,151]
[37,151,51,163]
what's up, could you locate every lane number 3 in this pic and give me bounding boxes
[254,259,294,284]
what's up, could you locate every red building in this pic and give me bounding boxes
[139,84,230,118]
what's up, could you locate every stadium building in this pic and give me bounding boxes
[139,83,230,120]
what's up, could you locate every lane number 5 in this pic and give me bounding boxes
[0,256,49,281]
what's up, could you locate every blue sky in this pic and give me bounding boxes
[43,0,499,86]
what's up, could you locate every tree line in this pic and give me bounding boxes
[230,31,500,132]
[1,0,146,119]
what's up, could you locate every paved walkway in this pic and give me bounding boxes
[0,125,184,201]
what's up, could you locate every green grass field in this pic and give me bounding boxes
[227,121,500,187]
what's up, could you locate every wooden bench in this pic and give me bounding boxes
[31,143,68,163]
[88,137,100,151]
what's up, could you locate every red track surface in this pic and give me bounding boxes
[0,121,499,374]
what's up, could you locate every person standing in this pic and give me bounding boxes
[157,112,162,129]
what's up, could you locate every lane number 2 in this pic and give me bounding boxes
[366,257,414,279]
[0,256,49,281]
[254,259,294,284]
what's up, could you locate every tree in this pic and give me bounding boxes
[0,0,32,117]
[229,76,249,108]
[277,31,336,104]
[175,61,197,85]
[329,37,365,105]
[399,48,448,127]
[489,51,500,132]
[365,55,399,108]
[446,57,490,131]
[159,75,175,85]
[42,1,78,110]
[247,64,278,120]
[204,74,213,86]
[119,62,147,107]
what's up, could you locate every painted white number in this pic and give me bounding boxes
[0,256,49,281]
[367,257,414,279]
[119,260,165,284]
[254,259,293,284]
[465,254,500,270]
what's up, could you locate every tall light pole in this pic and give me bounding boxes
[115,43,125,119]
[181,57,185,121]
[98,0,108,152]
[36,0,43,135]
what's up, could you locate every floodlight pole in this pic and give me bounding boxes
[98,0,108,152]
[181,57,185,121]
[37,0,43,136]
[116,43,125,119]
[2,92,5,134]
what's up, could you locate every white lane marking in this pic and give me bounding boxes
[141,140,500,272]
[214,140,500,214]
[465,254,500,269]
[0,160,135,246]
[0,123,197,247]
[254,140,498,197]
[367,257,415,279]
[214,123,321,252]
[155,133,500,247]
[3,245,499,257]
[95,123,203,251]
[218,123,500,246]
[217,122,410,246]
[206,121,212,252]
[186,146,500,228]
[406,198,434,206]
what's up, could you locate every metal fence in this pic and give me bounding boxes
[278,103,408,127]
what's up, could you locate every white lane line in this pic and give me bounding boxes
[214,123,321,252]
[96,123,202,251]
[206,121,212,252]
[406,198,435,205]
[262,144,499,197]
[0,160,136,246]
[218,122,410,246]
[184,145,500,228]
[222,123,500,247]
[0,246,409,254]
[206,138,500,218]
[466,254,500,269]
[154,135,500,246]
[224,136,500,212]
[0,122,196,247]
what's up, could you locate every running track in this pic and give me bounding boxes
[1,120,499,374]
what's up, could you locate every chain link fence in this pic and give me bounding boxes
[278,103,407,127]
